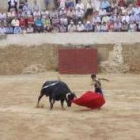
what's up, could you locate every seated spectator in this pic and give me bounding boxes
[108,20,115,31]
[19,0,26,10]
[41,10,50,19]
[45,0,50,9]
[114,20,122,31]
[5,24,13,34]
[76,21,85,32]
[66,0,75,9]
[19,17,27,28]
[132,4,140,15]
[102,15,110,23]
[8,0,18,12]
[93,11,101,24]
[118,0,126,7]
[23,2,31,13]
[67,8,76,22]
[121,13,130,23]
[100,0,111,12]
[32,0,40,12]
[99,8,107,16]
[59,0,66,9]
[26,25,34,33]
[85,21,93,31]
[0,25,6,34]
[13,26,22,34]
[94,0,101,11]
[52,14,60,27]
[100,22,108,32]
[27,15,34,26]
[76,7,84,22]
[34,17,44,33]
[42,16,52,32]
[59,8,67,17]
[11,17,20,27]
[59,24,67,32]
[7,9,16,20]
[94,22,101,32]
[121,21,129,31]
[86,0,94,10]
[68,21,76,32]
[137,22,140,31]
[33,10,41,19]
[76,0,85,11]
[138,0,140,7]
[60,15,68,26]
[129,21,137,31]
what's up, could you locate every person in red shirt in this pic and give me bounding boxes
[27,15,34,26]
[19,17,27,27]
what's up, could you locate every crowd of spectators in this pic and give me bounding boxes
[0,0,140,34]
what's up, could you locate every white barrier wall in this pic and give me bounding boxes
[0,33,140,48]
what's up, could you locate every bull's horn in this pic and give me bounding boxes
[66,93,71,100]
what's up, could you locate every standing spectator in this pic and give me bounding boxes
[76,21,85,32]
[8,0,18,12]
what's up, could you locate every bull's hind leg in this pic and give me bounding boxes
[49,97,55,110]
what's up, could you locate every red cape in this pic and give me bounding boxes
[72,91,105,109]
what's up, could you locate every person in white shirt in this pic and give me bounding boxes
[11,17,20,27]
[76,21,85,32]
[86,0,94,10]
[8,0,18,12]
[76,0,84,11]
[76,7,84,21]
[68,21,76,32]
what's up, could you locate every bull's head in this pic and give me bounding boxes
[66,92,77,107]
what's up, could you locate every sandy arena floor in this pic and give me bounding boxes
[0,72,140,140]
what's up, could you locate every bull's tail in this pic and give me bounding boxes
[36,89,45,108]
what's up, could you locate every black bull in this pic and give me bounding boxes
[37,81,76,109]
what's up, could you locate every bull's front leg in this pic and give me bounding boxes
[60,99,65,110]
[49,97,55,110]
